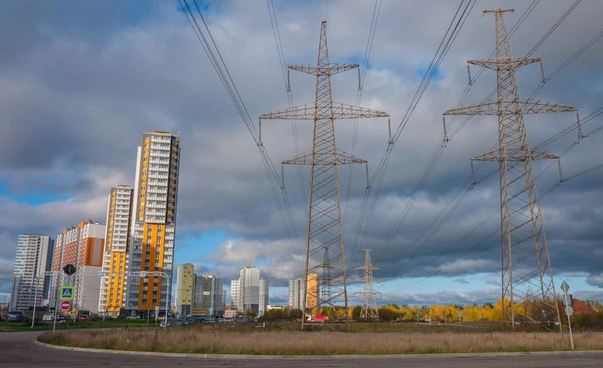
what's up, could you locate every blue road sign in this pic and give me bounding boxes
[60,286,74,300]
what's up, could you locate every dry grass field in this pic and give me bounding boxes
[38,323,603,355]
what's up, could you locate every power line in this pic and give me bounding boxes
[345,0,383,263]
[373,0,586,267]
[384,103,603,295]
[266,0,308,213]
[352,0,477,267]
[177,0,303,260]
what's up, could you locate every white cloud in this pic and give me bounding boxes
[587,272,603,288]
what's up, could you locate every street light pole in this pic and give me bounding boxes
[165,273,170,327]
[30,282,38,329]
[31,271,59,329]
[136,271,170,327]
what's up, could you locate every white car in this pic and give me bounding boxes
[42,313,54,322]
[126,315,140,320]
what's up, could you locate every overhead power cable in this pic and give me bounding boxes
[373,0,585,265]
[266,0,307,211]
[383,104,603,292]
[345,0,383,263]
[177,0,303,260]
[348,0,477,268]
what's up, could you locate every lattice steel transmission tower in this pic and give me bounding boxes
[260,21,389,330]
[356,249,379,321]
[443,9,577,330]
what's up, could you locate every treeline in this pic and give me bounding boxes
[261,308,303,320]
[259,299,603,325]
[373,301,506,322]
[371,299,603,325]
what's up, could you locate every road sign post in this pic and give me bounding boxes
[561,280,574,350]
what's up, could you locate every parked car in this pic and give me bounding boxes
[126,315,140,320]
[7,311,25,322]
[42,313,54,322]
[77,315,89,322]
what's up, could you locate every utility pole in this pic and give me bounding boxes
[260,21,389,330]
[443,9,577,330]
[356,249,379,321]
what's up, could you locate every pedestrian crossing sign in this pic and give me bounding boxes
[60,286,74,300]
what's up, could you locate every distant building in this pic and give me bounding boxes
[173,263,225,317]
[193,275,225,317]
[99,185,134,315]
[10,234,53,311]
[230,279,240,309]
[288,278,304,310]
[306,273,318,309]
[288,273,318,310]
[175,263,195,316]
[232,266,269,317]
[126,131,181,313]
[49,221,105,312]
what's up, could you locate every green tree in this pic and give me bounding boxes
[378,307,399,321]
[351,306,362,320]
[289,308,303,319]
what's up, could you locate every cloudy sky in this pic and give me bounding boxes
[1,0,602,306]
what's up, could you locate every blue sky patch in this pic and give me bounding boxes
[346,54,372,70]
[176,0,211,14]
[174,229,231,266]
[0,180,72,205]
[416,65,444,82]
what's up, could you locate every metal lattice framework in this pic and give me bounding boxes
[355,249,379,321]
[260,21,388,330]
[444,9,576,330]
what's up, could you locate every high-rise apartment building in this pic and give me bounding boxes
[10,234,53,311]
[50,221,105,312]
[175,263,194,316]
[232,266,269,317]
[288,277,304,310]
[193,275,225,317]
[230,279,240,309]
[99,185,134,315]
[126,131,181,312]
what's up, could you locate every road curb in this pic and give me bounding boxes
[34,339,603,360]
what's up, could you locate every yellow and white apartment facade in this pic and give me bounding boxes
[126,131,181,312]
[98,185,134,314]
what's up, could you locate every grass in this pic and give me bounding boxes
[0,318,154,332]
[37,322,603,355]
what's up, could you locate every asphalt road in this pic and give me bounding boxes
[1,330,603,368]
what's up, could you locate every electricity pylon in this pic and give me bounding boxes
[355,249,379,321]
[443,9,577,330]
[260,21,389,330]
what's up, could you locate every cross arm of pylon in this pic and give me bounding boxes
[260,102,389,120]
[472,148,558,162]
[288,63,359,76]
[283,150,367,165]
[468,57,541,70]
[444,101,576,116]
